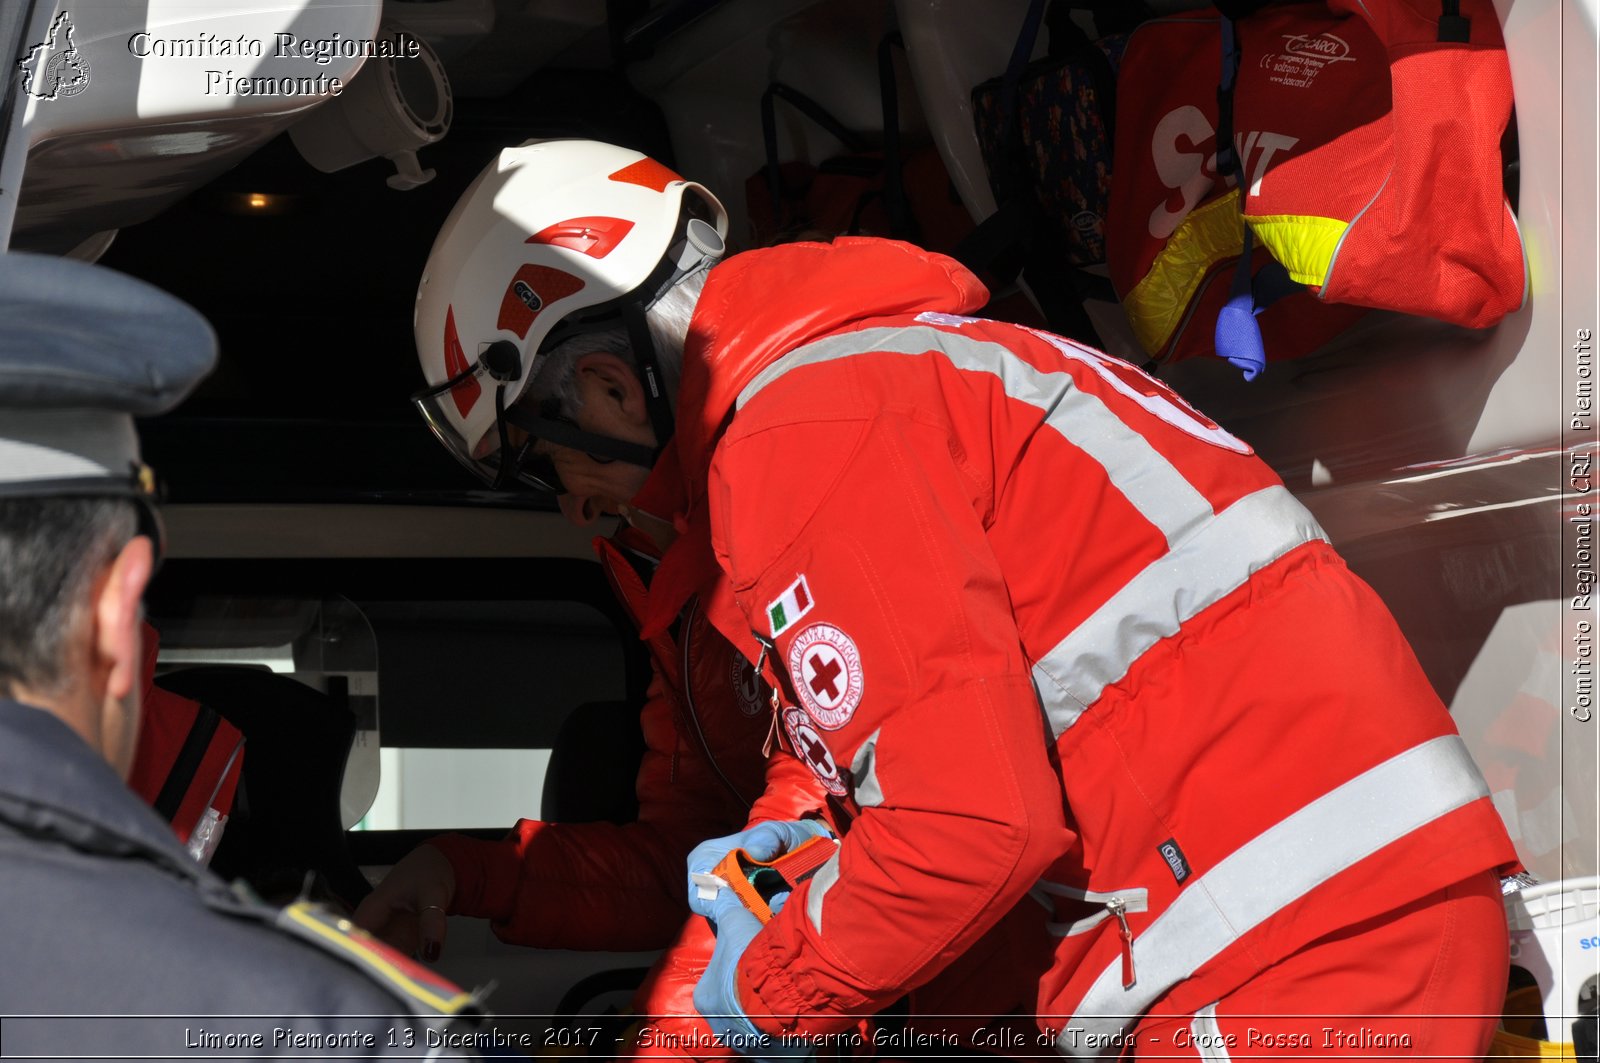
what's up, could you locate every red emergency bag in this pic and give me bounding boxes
[1107,0,1525,377]
[127,622,244,863]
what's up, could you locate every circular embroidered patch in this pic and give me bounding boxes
[782,707,847,797]
[730,654,764,717]
[787,623,864,730]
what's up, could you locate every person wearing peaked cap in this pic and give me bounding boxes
[0,252,491,1056]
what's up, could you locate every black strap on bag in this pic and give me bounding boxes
[877,33,920,244]
[949,0,1051,282]
[1211,11,1301,378]
[1043,4,1122,155]
[990,0,1051,220]
[1209,0,1470,377]
[1437,0,1470,41]
[151,703,224,824]
[952,0,1105,346]
[1212,0,1275,16]
[761,45,931,246]
[760,82,879,238]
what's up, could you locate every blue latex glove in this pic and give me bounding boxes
[692,888,809,1060]
[1214,291,1267,381]
[685,819,833,921]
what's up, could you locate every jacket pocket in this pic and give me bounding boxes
[1033,880,1148,989]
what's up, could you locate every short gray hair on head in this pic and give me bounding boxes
[526,323,632,416]
[0,497,139,700]
[643,264,708,400]
[524,262,712,421]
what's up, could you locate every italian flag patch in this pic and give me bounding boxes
[767,575,814,638]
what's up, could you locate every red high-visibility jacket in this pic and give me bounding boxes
[431,521,826,1015]
[635,237,1518,1050]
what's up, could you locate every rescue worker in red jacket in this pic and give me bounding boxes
[357,138,827,1046]
[399,138,1520,1059]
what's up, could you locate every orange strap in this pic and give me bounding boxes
[711,835,839,923]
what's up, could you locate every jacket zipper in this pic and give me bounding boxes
[1035,880,1146,991]
[1106,895,1137,989]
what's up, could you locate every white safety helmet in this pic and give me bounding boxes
[412,138,727,493]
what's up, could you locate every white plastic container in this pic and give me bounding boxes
[1506,877,1600,1048]
[288,22,452,189]
[15,0,381,250]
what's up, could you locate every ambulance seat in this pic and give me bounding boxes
[154,665,372,909]
[539,700,652,1020]
[540,700,646,824]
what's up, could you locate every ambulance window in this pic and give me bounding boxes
[150,595,382,830]
[144,558,645,850]
[351,596,628,832]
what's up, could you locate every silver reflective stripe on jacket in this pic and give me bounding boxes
[850,730,885,808]
[1191,1005,1233,1062]
[802,732,881,937]
[1033,485,1325,735]
[737,325,1217,547]
[805,850,842,935]
[1054,735,1491,1057]
[735,322,1328,736]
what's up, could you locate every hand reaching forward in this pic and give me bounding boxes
[352,843,455,963]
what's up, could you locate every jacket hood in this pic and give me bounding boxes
[630,237,986,639]
[673,237,988,488]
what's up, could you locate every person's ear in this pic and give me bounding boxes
[574,351,649,427]
[94,535,154,705]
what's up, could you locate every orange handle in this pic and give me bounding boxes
[710,834,838,923]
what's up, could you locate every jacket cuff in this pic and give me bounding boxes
[735,912,875,1040]
[735,930,826,1038]
[736,958,793,1037]
[427,831,527,922]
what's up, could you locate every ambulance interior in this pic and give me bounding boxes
[4,0,1595,1034]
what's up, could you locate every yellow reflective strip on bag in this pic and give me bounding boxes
[1491,985,1580,1061]
[1488,1028,1579,1060]
[1123,191,1245,355]
[1245,213,1349,288]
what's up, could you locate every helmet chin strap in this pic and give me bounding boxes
[499,403,661,470]
[619,298,677,449]
[472,337,659,486]
[618,213,724,449]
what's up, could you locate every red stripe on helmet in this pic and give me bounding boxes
[607,157,682,192]
[443,306,482,417]
[497,265,586,340]
[527,216,636,259]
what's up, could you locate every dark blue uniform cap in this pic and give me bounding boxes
[0,251,216,504]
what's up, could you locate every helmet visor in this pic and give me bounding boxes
[412,363,567,494]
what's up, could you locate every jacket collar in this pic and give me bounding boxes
[0,698,201,881]
[633,238,988,638]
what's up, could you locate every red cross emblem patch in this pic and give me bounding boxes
[782,708,847,796]
[786,623,863,730]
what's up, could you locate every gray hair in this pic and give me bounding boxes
[0,498,138,699]
[526,265,711,420]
